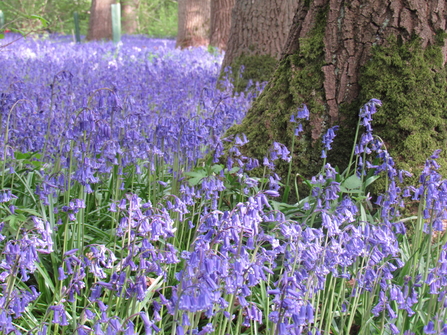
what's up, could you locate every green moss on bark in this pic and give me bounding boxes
[226,6,447,197]
[225,5,328,183]
[225,54,277,92]
[332,34,447,187]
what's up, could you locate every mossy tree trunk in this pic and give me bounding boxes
[221,0,299,89]
[209,0,234,50]
[226,0,447,186]
[176,0,211,48]
[87,0,116,41]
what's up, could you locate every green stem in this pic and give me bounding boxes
[283,133,297,202]
[346,115,362,179]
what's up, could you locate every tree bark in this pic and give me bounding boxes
[226,0,447,188]
[86,0,116,41]
[209,0,234,50]
[176,0,211,48]
[282,0,447,124]
[121,0,139,34]
[222,0,298,69]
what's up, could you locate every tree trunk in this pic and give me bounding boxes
[209,0,234,50]
[121,0,139,34]
[86,0,116,41]
[221,0,299,90]
[176,0,211,48]
[226,0,447,188]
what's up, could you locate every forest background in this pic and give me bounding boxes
[0,0,178,38]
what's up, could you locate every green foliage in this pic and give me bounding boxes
[139,0,178,38]
[0,0,90,35]
[267,107,447,334]
[207,44,221,56]
[4,101,447,334]
[0,0,178,38]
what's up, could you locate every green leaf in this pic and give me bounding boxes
[14,151,42,160]
[184,170,205,186]
[271,200,297,211]
[187,177,203,186]
[15,151,31,160]
[4,213,27,232]
[10,28,26,36]
[211,164,224,174]
[339,186,362,194]
[28,15,48,27]
[364,175,380,188]
[342,175,362,190]
[229,167,240,174]
[16,208,41,217]
[29,160,43,168]
[0,33,4,39]
[84,223,113,243]
[360,204,367,223]
[184,170,205,178]
[34,263,55,294]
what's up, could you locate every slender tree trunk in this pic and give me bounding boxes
[226,0,447,187]
[86,0,116,41]
[209,0,234,50]
[222,0,298,69]
[121,0,139,34]
[176,0,211,48]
